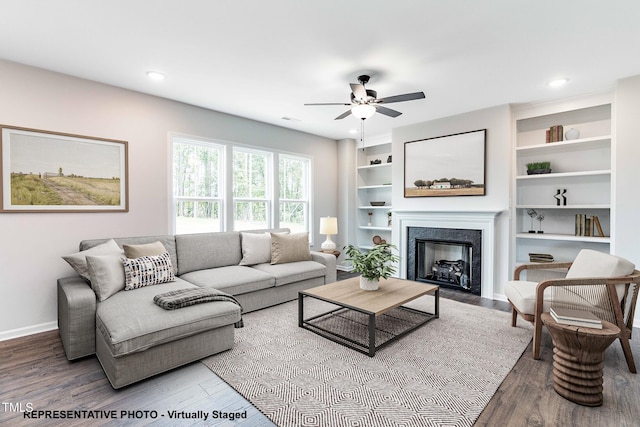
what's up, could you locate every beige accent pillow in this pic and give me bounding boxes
[86,252,126,301]
[271,232,312,265]
[123,241,167,258]
[62,239,122,281]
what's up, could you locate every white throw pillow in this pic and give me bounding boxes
[62,239,122,282]
[239,232,273,266]
[86,252,126,301]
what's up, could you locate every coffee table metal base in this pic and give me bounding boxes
[298,289,439,357]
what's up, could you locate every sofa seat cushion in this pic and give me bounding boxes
[179,265,275,295]
[96,278,240,357]
[252,261,326,286]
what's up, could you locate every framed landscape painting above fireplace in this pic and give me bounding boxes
[404,129,486,198]
[0,125,128,212]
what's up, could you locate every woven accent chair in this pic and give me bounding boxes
[505,249,639,373]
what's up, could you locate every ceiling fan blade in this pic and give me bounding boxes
[304,102,352,106]
[350,83,367,101]
[375,105,402,118]
[376,91,425,104]
[334,109,352,120]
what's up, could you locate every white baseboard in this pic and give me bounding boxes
[492,293,508,302]
[0,321,58,342]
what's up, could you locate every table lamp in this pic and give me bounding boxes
[319,216,338,252]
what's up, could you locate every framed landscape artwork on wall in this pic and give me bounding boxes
[404,129,486,198]
[0,125,128,212]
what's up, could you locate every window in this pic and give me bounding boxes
[232,147,271,231]
[172,137,224,234]
[279,154,310,234]
[171,135,312,237]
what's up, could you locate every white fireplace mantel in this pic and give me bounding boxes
[392,210,503,299]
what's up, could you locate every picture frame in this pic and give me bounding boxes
[404,129,486,198]
[0,125,128,212]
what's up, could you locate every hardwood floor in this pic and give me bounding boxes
[1,276,638,426]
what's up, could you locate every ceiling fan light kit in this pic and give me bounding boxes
[351,104,376,119]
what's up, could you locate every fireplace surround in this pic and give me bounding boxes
[392,210,501,299]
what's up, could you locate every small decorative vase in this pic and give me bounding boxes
[565,128,580,140]
[360,276,379,291]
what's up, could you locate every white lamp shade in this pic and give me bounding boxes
[351,104,376,119]
[319,217,338,252]
[319,217,338,235]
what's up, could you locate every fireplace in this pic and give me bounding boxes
[407,227,482,295]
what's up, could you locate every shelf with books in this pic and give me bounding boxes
[516,233,610,243]
[512,95,613,270]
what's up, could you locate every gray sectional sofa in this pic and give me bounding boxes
[57,229,336,388]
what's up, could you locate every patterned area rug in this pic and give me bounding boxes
[203,296,532,427]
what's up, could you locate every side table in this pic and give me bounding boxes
[541,312,620,406]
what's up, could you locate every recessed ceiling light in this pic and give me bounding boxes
[146,71,165,81]
[349,129,358,134]
[548,78,569,88]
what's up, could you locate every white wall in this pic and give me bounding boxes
[391,105,513,297]
[0,60,338,339]
[614,75,640,327]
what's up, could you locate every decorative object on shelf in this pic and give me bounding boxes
[404,129,486,198]
[0,125,129,212]
[344,243,400,291]
[526,161,552,175]
[370,159,382,165]
[564,128,580,140]
[367,212,373,226]
[370,201,385,206]
[536,213,545,233]
[319,216,338,252]
[553,188,568,206]
[546,125,564,143]
[527,209,537,233]
[387,211,392,227]
[387,155,392,163]
[372,235,382,245]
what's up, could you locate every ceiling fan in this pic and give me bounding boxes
[304,75,425,120]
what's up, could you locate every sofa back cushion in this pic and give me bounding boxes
[175,232,241,275]
[80,235,178,275]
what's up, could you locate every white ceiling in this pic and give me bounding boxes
[2,1,640,140]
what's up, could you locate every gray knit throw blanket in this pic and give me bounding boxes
[153,288,244,328]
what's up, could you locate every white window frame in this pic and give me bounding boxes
[232,146,273,230]
[170,134,225,234]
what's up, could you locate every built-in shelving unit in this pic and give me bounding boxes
[356,143,393,250]
[511,95,614,266]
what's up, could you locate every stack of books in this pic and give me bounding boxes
[529,253,554,263]
[550,307,603,329]
[545,125,564,143]
[575,214,605,237]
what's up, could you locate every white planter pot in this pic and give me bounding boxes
[360,276,379,291]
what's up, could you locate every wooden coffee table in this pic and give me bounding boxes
[299,277,439,356]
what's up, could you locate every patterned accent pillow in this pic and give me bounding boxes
[123,252,175,291]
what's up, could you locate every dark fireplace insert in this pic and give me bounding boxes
[407,227,482,295]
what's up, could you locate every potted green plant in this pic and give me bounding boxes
[345,243,400,291]
[526,161,552,175]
